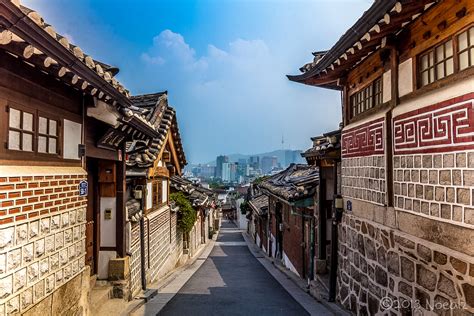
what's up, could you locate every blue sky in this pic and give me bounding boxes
[23,0,371,163]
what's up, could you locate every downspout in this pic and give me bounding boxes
[309,216,315,281]
[329,160,341,302]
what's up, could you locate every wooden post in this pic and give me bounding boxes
[116,146,126,257]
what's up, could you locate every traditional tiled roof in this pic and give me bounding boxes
[259,164,319,201]
[249,194,269,216]
[170,175,216,208]
[0,1,131,105]
[302,129,341,163]
[288,0,439,87]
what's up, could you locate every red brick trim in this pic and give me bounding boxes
[342,117,385,158]
[393,93,474,155]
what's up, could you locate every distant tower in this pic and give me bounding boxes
[281,134,285,150]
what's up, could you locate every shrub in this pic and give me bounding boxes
[170,192,197,234]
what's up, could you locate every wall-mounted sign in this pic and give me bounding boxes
[105,209,112,220]
[346,200,352,212]
[79,180,88,196]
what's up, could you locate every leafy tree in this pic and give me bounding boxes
[170,192,197,233]
[240,201,251,214]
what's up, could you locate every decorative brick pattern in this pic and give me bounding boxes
[341,118,384,158]
[394,151,474,226]
[337,214,473,315]
[341,155,386,205]
[0,171,87,314]
[394,93,474,155]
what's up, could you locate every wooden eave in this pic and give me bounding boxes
[287,0,440,87]
[0,0,131,107]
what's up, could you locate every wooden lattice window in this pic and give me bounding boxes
[458,26,474,71]
[350,77,382,119]
[38,116,59,154]
[419,39,454,87]
[8,107,34,152]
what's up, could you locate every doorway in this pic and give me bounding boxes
[86,159,100,275]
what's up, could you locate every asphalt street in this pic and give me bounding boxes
[156,220,310,316]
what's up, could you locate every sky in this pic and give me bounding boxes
[23,0,372,164]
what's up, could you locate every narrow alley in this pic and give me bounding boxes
[137,220,331,316]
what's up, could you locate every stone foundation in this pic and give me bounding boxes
[337,213,473,315]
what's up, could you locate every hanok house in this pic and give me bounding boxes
[170,175,218,256]
[301,129,342,298]
[288,0,474,314]
[248,194,269,251]
[100,92,187,298]
[0,1,139,315]
[259,164,319,280]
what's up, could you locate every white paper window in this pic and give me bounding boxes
[38,116,59,154]
[419,39,454,87]
[458,26,474,71]
[8,107,34,152]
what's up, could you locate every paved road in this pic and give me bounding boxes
[156,220,309,316]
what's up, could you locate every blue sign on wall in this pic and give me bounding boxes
[346,200,352,212]
[79,180,88,197]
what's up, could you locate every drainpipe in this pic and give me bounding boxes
[329,162,342,302]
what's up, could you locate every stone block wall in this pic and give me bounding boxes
[129,223,141,297]
[337,213,473,315]
[0,167,87,315]
[341,118,386,205]
[341,155,386,205]
[393,151,474,225]
[146,207,171,283]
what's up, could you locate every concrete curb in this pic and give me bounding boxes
[241,232,350,316]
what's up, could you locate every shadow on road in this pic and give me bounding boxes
[152,220,309,316]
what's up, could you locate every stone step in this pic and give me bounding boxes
[90,284,113,315]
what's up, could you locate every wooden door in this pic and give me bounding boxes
[86,159,99,275]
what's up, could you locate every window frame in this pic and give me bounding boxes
[2,101,63,160]
[418,38,454,87]
[349,77,383,119]
[417,23,474,89]
[151,177,167,209]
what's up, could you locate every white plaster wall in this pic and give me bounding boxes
[383,70,392,103]
[146,182,153,210]
[162,179,168,203]
[394,76,474,116]
[100,197,116,247]
[271,234,276,258]
[398,58,414,97]
[256,234,261,247]
[283,252,300,277]
[63,119,82,160]
[98,251,117,279]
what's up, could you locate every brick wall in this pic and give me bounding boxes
[337,213,473,315]
[0,167,87,314]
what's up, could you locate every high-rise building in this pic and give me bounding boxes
[222,162,237,182]
[215,155,229,179]
[261,156,278,174]
[249,156,260,169]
